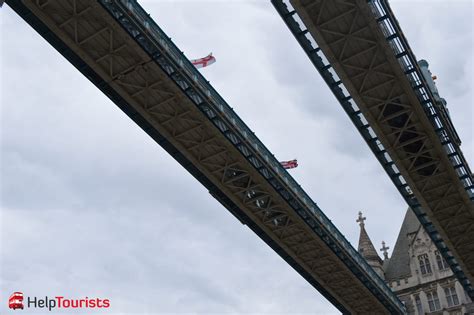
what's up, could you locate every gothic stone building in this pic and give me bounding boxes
[357,209,473,315]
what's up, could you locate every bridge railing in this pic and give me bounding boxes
[99,0,404,310]
[272,0,472,302]
[367,0,474,297]
[368,0,474,202]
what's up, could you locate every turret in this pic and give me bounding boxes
[357,211,385,279]
[418,59,443,103]
[418,59,461,145]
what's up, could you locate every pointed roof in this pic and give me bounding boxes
[357,211,382,263]
[358,224,383,262]
[384,208,421,281]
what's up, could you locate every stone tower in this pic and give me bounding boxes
[356,211,384,279]
[358,208,474,315]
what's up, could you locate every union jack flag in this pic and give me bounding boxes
[280,159,298,169]
[190,53,216,69]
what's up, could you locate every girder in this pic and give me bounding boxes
[7,0,405,313]
[272,0,474,298]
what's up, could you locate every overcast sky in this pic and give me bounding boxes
[1,0,472,314]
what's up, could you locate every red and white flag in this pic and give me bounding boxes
[280,159,298,169]
[190,53,216,69]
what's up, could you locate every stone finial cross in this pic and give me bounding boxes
[356,211,366,228]
[380,241,390,259]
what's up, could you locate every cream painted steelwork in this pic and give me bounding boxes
[272,0,473,299]
[6,0,405,313]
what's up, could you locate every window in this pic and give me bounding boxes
[436,250,449,270]
[414,295,423,315]
[418,254,432,275]
[444,286,459,307]
[427,291,441,311]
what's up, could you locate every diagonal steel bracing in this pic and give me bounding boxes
[272,0,474,298]
[7,0,405,313]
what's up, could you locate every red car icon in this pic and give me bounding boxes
[9,292,24,310]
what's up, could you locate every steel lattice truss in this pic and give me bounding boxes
[272,0,474,298]
[7,0,406,313]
